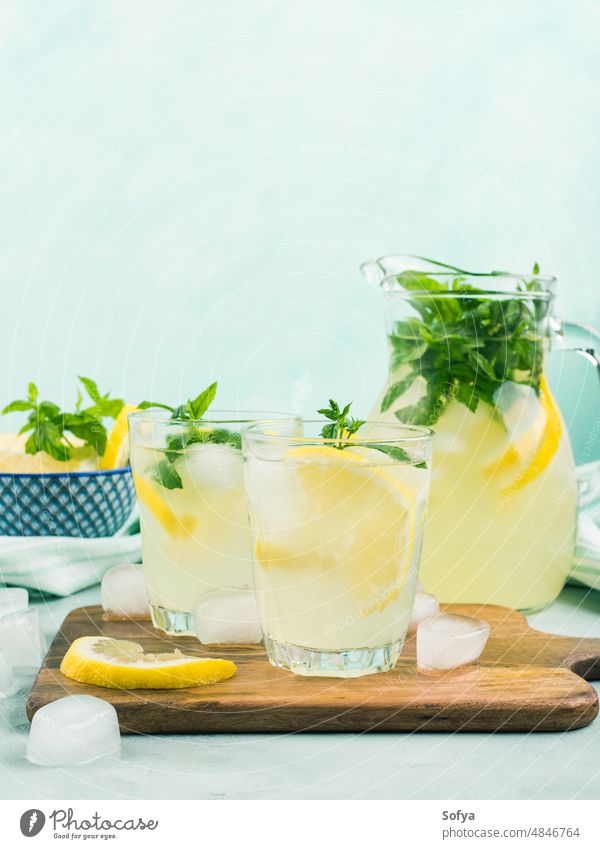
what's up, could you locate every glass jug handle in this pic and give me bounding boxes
[553,320,600,509]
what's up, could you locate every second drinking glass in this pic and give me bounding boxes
[242,421,432,677]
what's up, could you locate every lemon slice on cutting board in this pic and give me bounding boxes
[60,636,236,690]
[255,444,417,613]
[100,404,138,469]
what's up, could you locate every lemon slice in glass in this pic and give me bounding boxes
[255,444,417,613]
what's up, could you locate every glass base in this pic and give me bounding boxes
[150,604,195,636]
[263,635,404,678]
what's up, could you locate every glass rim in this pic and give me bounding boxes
[379,273,555,300]
[128,409,300,427]
[361,255,557,292]
[242,420,433,445]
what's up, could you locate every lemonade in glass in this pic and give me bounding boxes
[129,410,299,635]
[242,419,432,677]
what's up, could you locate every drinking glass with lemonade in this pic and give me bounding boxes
[129,397,300,635]
[242,409,431,677]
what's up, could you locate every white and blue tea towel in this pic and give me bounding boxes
[569,461,600,592]
[0,507,141,596]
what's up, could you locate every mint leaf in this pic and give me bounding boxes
[79,376,124,420]
[138,401,174,412]
[206,428,241,449]
[2,378,123,461]
[363,442,428,470]
[78,375,101,404]
[316,399,427,467]
[25,420,70,462]
[381,375,415,413]
[61,412,107,457]
[317,399,365,448]
[154,459,183,490]
[2,400,35,414]
[139,380,218,421]
[188,382,217,419]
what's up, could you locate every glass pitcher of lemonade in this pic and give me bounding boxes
[361,256,600,611]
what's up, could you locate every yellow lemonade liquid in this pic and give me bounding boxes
[131,442,252,633]
[245,445,429,658]
[371,376,577,610]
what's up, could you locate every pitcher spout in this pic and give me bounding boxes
[360,259,389,287]
[360,255,472,287]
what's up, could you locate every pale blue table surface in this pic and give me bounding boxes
[1,586,599,801]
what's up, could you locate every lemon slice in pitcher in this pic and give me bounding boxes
[485,376,563,494]
[60,636,236,690]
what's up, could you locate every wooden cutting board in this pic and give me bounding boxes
[27,604,600,733]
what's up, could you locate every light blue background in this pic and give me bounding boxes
[1,0,599,461]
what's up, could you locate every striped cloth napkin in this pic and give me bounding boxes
[0,507,141,596]
[570,460,600,591]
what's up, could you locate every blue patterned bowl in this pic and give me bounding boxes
[0,467,136,537]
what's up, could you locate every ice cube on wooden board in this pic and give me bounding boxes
[101,564,149,618]
[194,589,263,645]
[417,613,490,671]
[409,592,440,631]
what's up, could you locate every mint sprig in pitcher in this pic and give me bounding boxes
[361,255,600,611]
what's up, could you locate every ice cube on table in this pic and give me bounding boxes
[417,613,490,671]
[101,564,149,618]
[27,695,121,767]
[0,608,45,672]
[0,588,29,619]
[194,589,263,645]
[409,592,440,631]
[0,650,19,698]
[178,443,243,491]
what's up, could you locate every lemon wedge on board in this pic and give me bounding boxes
[60,636,236,690]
